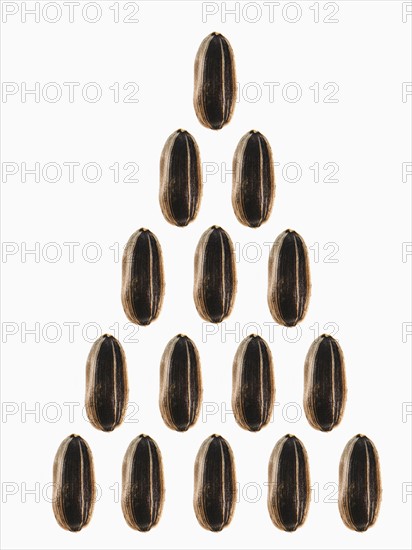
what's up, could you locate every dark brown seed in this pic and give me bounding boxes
[121,228,165,326]
[85,334,129,432]
[194,435,237,531]
[52,434,95,532]
[304,334,347,432]
[232,334,275,431]
[194,225,237,323]
[267,229,311,327]
[159,129,202,227]
[339,434,382,532]
[232,130,275,228]
[194,32,236,130]
[267,434,310,532]
[159,334,202,432]
[122,435,165,532]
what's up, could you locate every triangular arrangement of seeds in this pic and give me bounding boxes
[52,32,381,534]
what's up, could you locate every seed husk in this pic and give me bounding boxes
[304,334,347,432]
[121,228,165,326]
[193,32,236,130]
[85,334,129,432]
[159,334,202,432]
[267,229,311,327]
[194,225,237,323]
[339,434,382,532]
[194,434,237,531]
[267,434,310,532]
[232,130,275,228]
[122,434,165,532]
[232,334,275,431]
[159,129,202,227]
[52,434,95,532]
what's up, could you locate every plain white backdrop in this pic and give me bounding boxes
[1,1,411,549]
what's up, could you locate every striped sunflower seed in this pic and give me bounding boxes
[232,130,275,228]
[267,229,311,327]
[339,434,382,532]
[304,334,347,432]
[159,129,202,227]
[159,334,202,432]
[52,434,95,532]
[232,334,275,431]
[121,228,165,326]
[193,32,236,130]
[194,434,237,531]
[85,334,129,432]
[194,225,237,323]
[122,434,165,532]
[267,434,310,532]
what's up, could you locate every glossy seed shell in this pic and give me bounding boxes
[159,129,202,227]
[159,334,202,432]
[232,130,275,228]
[85,334,129,432]
[194,435,237,531]
[194,32,236,130]
[267,229,311,327]
[194,226,237,323]
[232,334,275,431]
[121,228,165,326]
[339,434,382,532]
[304,334,347,432]
[267,434,310,532]
[52,434,95,532]
[122,435,165,532]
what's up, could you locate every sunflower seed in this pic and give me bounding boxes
[194,434,237,531]
[267,229,311,327]
[304,334,347,432]
[193,32,236,130]
[232,334,275,431]
[85,334,129,432]
[159,129,202,227]
[267,434,310,532]
[159,334,202,432]
[232,130,275,228]
[194,225,237,323]
[122,435,165,532]
[52,434,95,532]
[121,228,165,326]
[339,434,382,532]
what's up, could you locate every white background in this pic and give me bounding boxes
[1,1,411,549]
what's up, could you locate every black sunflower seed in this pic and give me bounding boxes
[121,228,165,326]
[194,434,237,531]
[232,130,275,227]
[232,334,275,431]
[193,32,236,130]
[339,434,382,532]
[85,334,129,432]
[267,434,310,532]
[122,434,165,532]
[159,334,202,431]
[52,434,95,532]
[159,129,202,227]
[267,229,311,326]
[304,334,347,432]
[194,225,237,323]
